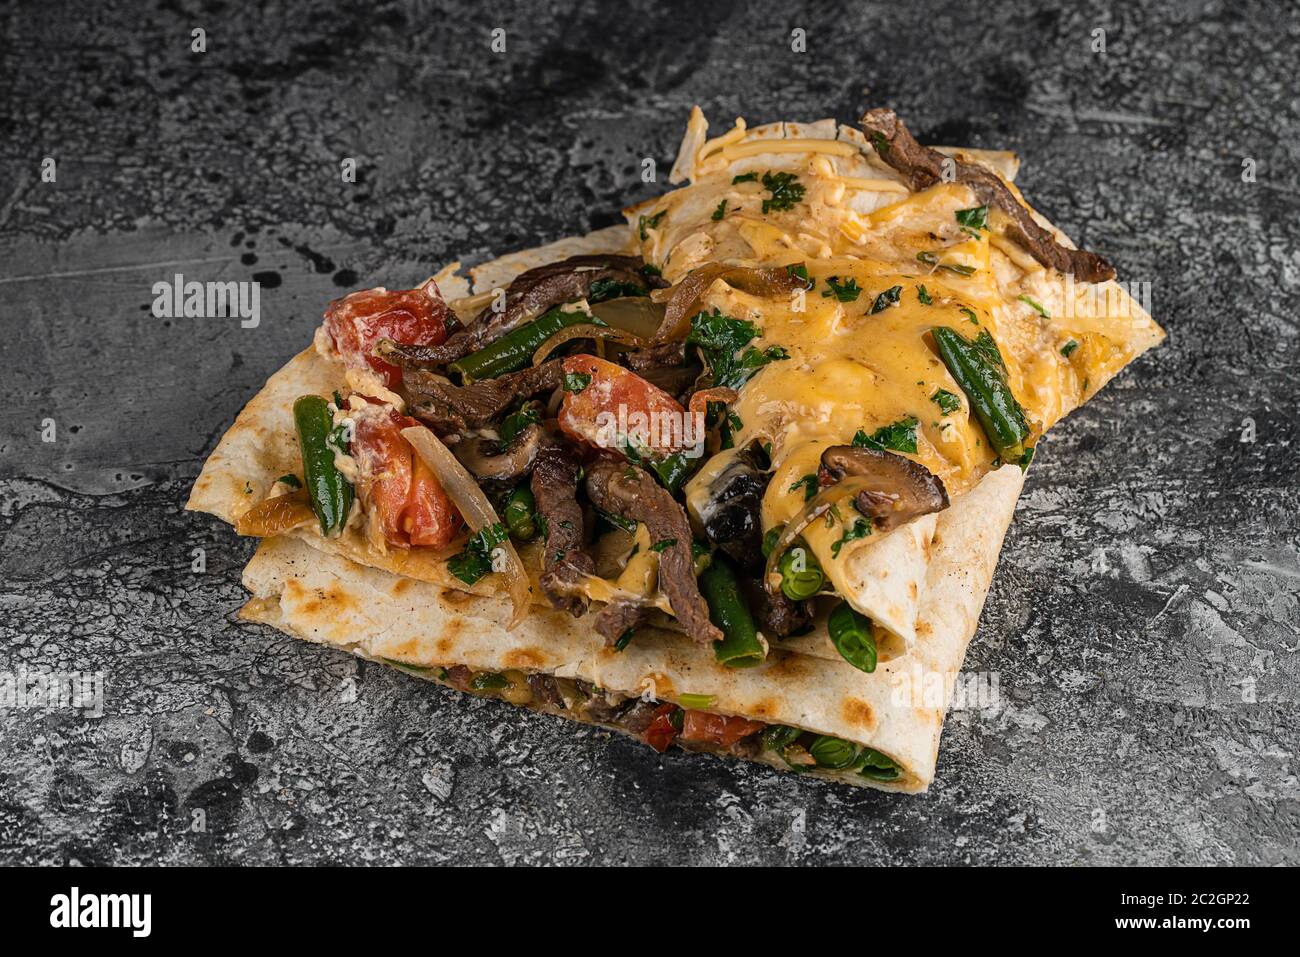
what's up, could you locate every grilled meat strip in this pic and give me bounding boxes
[530,444,594,616]
[394,255,661,366]
[403,360,563,435]
[860,108,1116,283]
[584,459,722,646]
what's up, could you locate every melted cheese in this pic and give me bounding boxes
[642,129,1159,592]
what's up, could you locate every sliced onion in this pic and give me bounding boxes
[763,475,878,594]
[531,323,646,366]
[687,386,738,418]
[653,263,808,342]
[234,489,315,537]
[401,426,531,629]
[654,263,726,342]
[589,297,665,339]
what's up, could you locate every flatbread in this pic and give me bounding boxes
[238,463,1023,791]
[189,106,1163,789]
[187,131,1044,658]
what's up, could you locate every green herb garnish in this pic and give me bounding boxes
[1018,294,1050,319]
[761,171,805,213]
[853,416,919,454]
[589,278,647,303]
[931,388,962,415]
[562,371,592,393]
[822,276,862,302]
[789,473,819,501]
[447,522,509,586]
[686,308,789,390]
[831,517,872,558]
[638,210,666,241]
[871,285,903,314]
[955,205,989,234]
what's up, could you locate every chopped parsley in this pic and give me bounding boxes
[822,276,862,302]
[1018,294,1050,319]
[917,251,976,276]
[732,172,758,184]
[870,285,903,314]
[499,405,540,445]
[711,199,728,221]
[589,278,646,303]
[931,388,962,415]
[614,629,635,652]
[959,306,980,325]
[789,473,819,501]
[562,371,592,393]
[686,308,789,390]
[955,205,989,235]
[760,171,805,213]
[917,284,933,305]
[786,262,813,289]
[650,538,676,553]
[640,263,662,278]
[853,416,919,454]
[276,473,302,488]
[832,517,873,557]
[447,522,509,586]
[638,210,666,241]
[1061,339,1079,358]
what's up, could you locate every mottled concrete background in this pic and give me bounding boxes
[1,0,1297,865]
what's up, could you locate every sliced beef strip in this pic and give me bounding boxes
[395,255,662,366]
[527,672,564,709]
[594,599,653,646]
[530,444,594,617]
[403,359,563,435]
[584,459,723,646]
[860,108,1116,283]
[747,580,812,639]
[625,340,687,372]
[613,700,664,736]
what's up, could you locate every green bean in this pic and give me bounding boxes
[809,735,858,770]
[932,326,1031,461]
[778,545,824,601]
[293,395,353,536]
[449,308,603,382]
[470,672,508,691]
[698,554,766,668]
[761,725,802,752]
[503,486,538,541]
[854,747,901,781]
[827,601,877,673]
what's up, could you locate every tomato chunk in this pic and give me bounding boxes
[351,403,462,548]
[642,704,680,753]
[324,282,449,391]
[558,355,700,459]
[680,710,766,748]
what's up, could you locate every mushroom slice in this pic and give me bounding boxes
[451,423,543,483]
[819,445,949,533]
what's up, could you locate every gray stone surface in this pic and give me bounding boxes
[1,0,1297,865]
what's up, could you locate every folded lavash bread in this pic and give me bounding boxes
[187,117,1077,663]
[238,461,1022,792]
